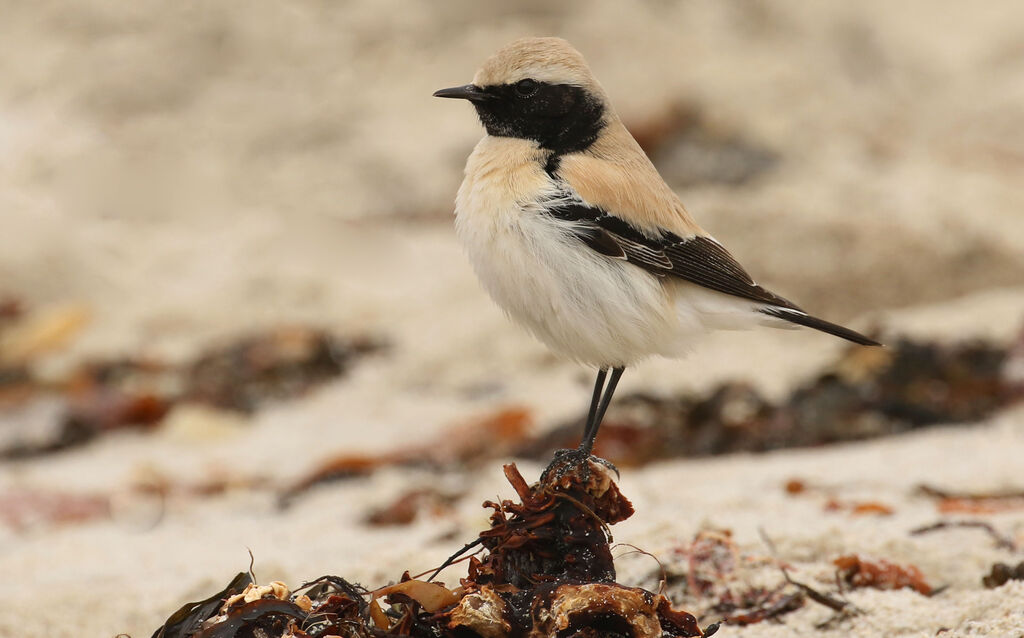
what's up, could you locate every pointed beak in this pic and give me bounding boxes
[433,84,492,103]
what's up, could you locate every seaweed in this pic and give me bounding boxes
[832,555,933,595]
[365,488,462,527]
[915,484,1024,515]
[981,561,1024,589]
[277,332,1024,503]
[0,327,380,459]
[152,462,711,638]
[152,572,254,638]
[516,335,1023,465]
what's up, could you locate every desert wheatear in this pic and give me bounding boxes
[435,37,879,465]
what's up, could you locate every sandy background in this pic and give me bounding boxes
[1,1,1023,636]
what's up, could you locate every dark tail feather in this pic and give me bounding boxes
[761,307,881,346]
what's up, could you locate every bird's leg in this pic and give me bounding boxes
[544,367,625,482]
[580,366,624,456]
[550,368,606,466]
[579,367,608,447]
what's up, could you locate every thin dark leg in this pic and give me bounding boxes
[580,366,625,455]
[580,368,608,447]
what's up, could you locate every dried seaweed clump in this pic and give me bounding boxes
[152,462,713,638]
[447,463,706,638]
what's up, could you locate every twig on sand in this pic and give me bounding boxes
[757,527,862,628]
[910,520,1016,551]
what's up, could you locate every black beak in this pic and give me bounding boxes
[433,84,491,103]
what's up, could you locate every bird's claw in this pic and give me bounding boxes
[540,447,619,483]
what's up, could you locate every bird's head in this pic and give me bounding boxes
[434,37,609,155]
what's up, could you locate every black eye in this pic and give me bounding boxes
[514,78,539,97]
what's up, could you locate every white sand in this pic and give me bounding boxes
[1,2,1023,636]
[0,289,1021,638]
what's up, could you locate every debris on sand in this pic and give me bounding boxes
[833,554,933,595]
[783,477,896,516]
[982,561,1024,589]
[662,529,861,628]
[0,326,380,459]
[0,488,110,531]
[280,407,531,504]
[183,327,379,413]
[152,572,256,638]
[364,488,463,527]
[823,499,895,517]
[910,519,1016,551]
[0,302,90,367]
[280,332,1024,505]
[915,484,1024,515]
[517,334,1024,465]
[670,529,807,626]
[152,461,713,638]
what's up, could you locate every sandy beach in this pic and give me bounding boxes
[1,2,1023,636]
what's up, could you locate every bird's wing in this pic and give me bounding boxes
[545,197,881,346]
[545,199,801,310]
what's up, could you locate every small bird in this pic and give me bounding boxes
[435,37,879,467]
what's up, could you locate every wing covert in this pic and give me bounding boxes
[544,198,800,310]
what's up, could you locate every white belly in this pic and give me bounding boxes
[453,138,702,366]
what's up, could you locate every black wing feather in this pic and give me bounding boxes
[547,199,798,309]
[661,238,798,309]
[544,197,880,346]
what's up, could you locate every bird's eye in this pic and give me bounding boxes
[514,78,539,97]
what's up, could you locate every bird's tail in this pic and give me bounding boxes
[760,307,881,346]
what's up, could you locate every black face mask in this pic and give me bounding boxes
[472,80,606,155]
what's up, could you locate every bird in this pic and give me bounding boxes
[434,37,880,470]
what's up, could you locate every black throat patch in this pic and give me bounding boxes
[473,82,605,156]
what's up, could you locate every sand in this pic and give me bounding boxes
[1,2,1023,636]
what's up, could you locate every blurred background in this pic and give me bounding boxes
[1,2,1023,636]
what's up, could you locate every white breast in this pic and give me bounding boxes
[453,137,703,366]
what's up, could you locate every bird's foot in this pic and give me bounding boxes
[540,447,619,485]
